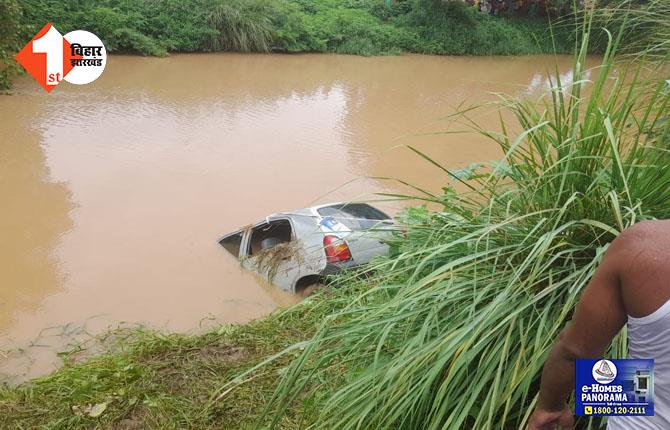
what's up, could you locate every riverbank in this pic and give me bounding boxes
[0,292,340,429]
[1,0,578,90]
[15,0,576,56]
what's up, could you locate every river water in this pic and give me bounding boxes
[0,53,584,382]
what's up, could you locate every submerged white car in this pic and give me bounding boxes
[218,202,394,295]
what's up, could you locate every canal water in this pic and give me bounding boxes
[0,53,585,382]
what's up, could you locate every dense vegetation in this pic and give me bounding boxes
[1,0,578,90]
[0,0,22,89]
[12,0,574,56]
[3,0,666,90]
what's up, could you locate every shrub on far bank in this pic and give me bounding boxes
[11,0,577,60]
[397,0,574,55]
[0,0,22,90]
[307,8,420,55]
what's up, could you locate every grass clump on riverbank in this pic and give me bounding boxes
[241,20,670,430]
[0,294,347,429]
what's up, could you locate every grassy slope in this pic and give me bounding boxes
[0,295,341,429]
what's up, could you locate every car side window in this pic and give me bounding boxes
[219,232,243,257]
[317,204,389,230]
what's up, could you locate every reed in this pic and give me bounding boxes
[236,15,670,430]
[207,0,275,52]
[592,0,670,59]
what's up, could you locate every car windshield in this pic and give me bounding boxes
[317,204,390,230]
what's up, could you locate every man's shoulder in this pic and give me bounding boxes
[623,219,670,236]
[614,220,670,251]
[612,220,670,316]
[602,220,670,278]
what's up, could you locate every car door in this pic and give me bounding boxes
[341,224,391,264]
[240,217,303,293]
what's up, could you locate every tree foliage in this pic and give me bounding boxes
[9,0,570,58]
[0,0,22,90]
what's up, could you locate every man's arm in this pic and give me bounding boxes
[528,234,630,429]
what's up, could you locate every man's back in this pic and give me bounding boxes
[608,221,670,429]
[529,220,670,430]
[607,299,670,428]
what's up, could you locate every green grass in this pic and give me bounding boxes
[207,0,276,52]
[240,17,670,430]
[0,294,347,429]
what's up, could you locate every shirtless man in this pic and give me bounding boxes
[529,221,670,429]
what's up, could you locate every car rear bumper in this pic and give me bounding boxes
[322,260,359,275]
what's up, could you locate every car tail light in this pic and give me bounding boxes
[323,235,352,263]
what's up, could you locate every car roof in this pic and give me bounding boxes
[266,202,347,219]
[220,202,382,240]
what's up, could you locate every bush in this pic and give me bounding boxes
[0,0,22,90]
[311,8,419,55]
[16,0,215,56]
[109,28,167,56]
[399,0,572,55]
[76,7,167,55]
[207,0,278,52]
[9,0,583,59]
[273,5,327,52]
[140,0,215,52]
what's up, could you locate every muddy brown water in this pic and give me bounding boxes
[0,53,589,383]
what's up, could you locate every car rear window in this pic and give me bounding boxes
[317,204,390,230]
